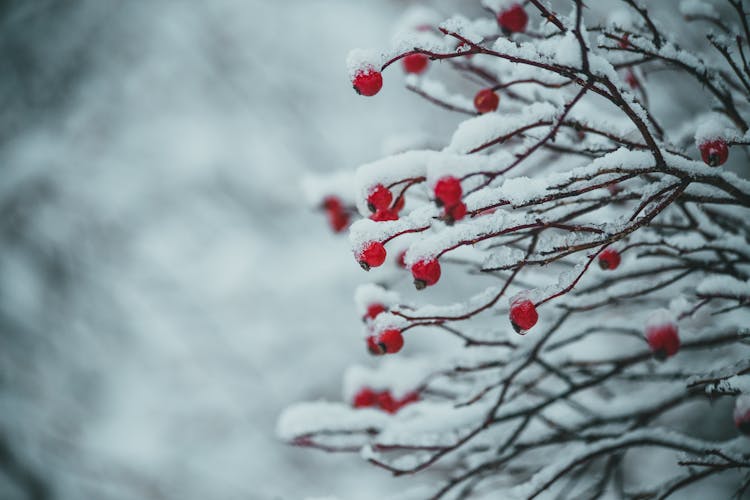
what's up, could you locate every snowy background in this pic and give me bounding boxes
[0,1,448,498]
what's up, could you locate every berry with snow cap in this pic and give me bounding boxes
[357,241,387,270]
[509,297,538,334]
[474,88,499,114]
[699,139,729,167]
[402,53,429,74]
[497,3,528,33]
[598,248,621,270]
[353,69,383,97]
[376,328,404,354]
[645,310,680,360]
[364,303,386,321]
[367,184,393,213]
[734,395,750,435]
[411,258,441,289]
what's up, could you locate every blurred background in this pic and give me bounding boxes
[0,1,456,498]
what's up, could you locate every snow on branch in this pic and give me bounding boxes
[284,1,750,497]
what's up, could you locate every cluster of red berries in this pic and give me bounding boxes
[645,320,680,360]
[322,196,349,233]
[366,329,404,355]
[351,4,527,99]
[362,303,404,354]
[506,247,623,335]
[699,139,729,167]
[497,3,528,34]
[434,176,466,224]
[353,387,419,414]
[367,184,405,221]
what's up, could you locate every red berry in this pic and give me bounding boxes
[366,335,383,355]
[397,391,420,408]
[474,88,500,114]
[699,139,729,167]
[434,176,462,207]
[364,303,387,321]
[370,209,399,222]
[646,322,680,360]
[377,391,399,413]
[357,241,387,271]
[444,201,467,225]
[497,3,528,33]
[411,258,441,289]
[326,208,349,233]
[383,391,420,413]
[322,196,342,212]
[734,396,750,435]
[367,184,393,212]
[619,34,630,49]
[397,250,407,269]
[625,70,638,89]
[598,248,621,270]
[322,196,349,233]
[353,69,383,97]
[353,387,378,408]
[377,329,404,354]
[509,298,538,334]
[402,53,429,74]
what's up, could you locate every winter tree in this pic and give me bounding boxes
[279,1,750,498]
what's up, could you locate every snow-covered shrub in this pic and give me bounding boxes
[282,1,750,498]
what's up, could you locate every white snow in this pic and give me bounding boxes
[346,48,384,78]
